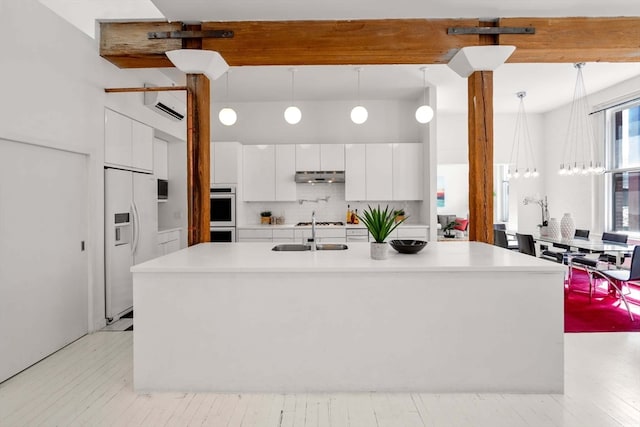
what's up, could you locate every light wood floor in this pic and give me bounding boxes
[1,332,639,427]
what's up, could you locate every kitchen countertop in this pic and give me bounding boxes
[132,241,564,274]
[236,223,429,229]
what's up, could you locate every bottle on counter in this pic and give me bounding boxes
[353,209,360,224]
[346,205,352,224]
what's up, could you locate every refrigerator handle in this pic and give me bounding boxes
[131,201,140,255]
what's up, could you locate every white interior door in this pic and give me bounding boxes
[0,139,88,383]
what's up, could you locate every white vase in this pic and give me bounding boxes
[370,242,388,260]
[547,218,560,239]
[561,213,575,239]
[539,226,548,237]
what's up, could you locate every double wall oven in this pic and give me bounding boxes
[210,185,236,242]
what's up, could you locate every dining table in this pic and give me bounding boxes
[507,231,635,267]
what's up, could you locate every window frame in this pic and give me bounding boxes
[604,97,640,236]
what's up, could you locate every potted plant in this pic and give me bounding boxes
[357,204,407,259]
[393,209,406,223]
[260,210,272,225]
[443,220,457,238]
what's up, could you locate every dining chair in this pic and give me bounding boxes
[516,233,536,257]
[494,229,518,250]
[590,245,640,321]
[493,223,506,231]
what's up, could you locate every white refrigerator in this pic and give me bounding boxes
[105,168,158,322]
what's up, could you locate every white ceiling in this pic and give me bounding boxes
[40,0,640,113]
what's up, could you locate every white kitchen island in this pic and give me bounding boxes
[131,241,565,393]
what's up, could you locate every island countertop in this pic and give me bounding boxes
[132,241,566,274]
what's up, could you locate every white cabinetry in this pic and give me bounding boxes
[295,144,320,170]
[211,142,241,184]
[275,145,296,201]
[366,144,393,201]
[294,228,347,243]
[237,228,273,242]
[320,144,345,170]
[393,143,423,200]
[243,145,296,202]
[296,144,345,171]
[104,109,153,172]
[273,229,295,242]
[345,144,366,201]
[243,145,275,201]
[153,138,168,180]
[158,229,181,255]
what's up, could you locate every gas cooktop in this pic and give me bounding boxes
[295,221,345,226]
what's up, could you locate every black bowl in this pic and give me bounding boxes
[389,239,428,254]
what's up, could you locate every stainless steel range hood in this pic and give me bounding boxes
[295,171,345,184]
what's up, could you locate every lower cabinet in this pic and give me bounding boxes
[237,226,428,243]
[158,229,181,255]
[294,228,347,243]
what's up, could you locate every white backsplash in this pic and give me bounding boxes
[240,183,422,225]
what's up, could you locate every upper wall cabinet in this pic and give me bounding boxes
[295,144,320,171]
[243,144,297,202]
[320,144,345,170]
[275,145,296,201]
[345,142,423,201]
[104,109,153,173]
[296,144,345,171]
[345,144,366,201]
[153,138,168,180]
[366,144,393,201]
[211,142,241,184]
[243,145,275,201]
[392,143,423,201]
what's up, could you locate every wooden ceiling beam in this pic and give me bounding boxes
[100,17,640,69]
[499,17,640,63]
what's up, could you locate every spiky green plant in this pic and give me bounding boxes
[357,205,408,243]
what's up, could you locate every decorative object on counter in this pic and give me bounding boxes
[357,205,407,260]
[390,239,427,254]
[273,216,285,225]
[561,213,575,239]
[442,221,457,238]
[523,195,550,228]
[352,209,359,225]
[346,205,352,224]
[547,217,561,239]
[260,211,272,224]
[393,209,406,223]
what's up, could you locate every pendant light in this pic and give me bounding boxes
[506,91,539,180]
[415,67,434,124]
[558,63,605,176]
[218,71,237,126]
[350,68,368,124]
[284,68,302,125]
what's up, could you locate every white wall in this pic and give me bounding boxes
[543,74,640,237]
[436,112,546,232]
[0,0,185,332]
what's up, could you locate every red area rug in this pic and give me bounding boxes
[565,269,640,333]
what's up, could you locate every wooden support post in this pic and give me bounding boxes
[467,71,494,244]
[186,74,211,246]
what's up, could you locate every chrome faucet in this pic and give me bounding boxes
[310,210,317,251]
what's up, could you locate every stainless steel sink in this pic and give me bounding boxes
[315,243,348,251]
[271,244,310,251]
[272,243,348,251]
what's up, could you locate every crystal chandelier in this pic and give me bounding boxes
[506,91,539,180]
[558,63,605,176]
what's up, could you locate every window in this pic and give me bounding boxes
[606,99,640,234]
